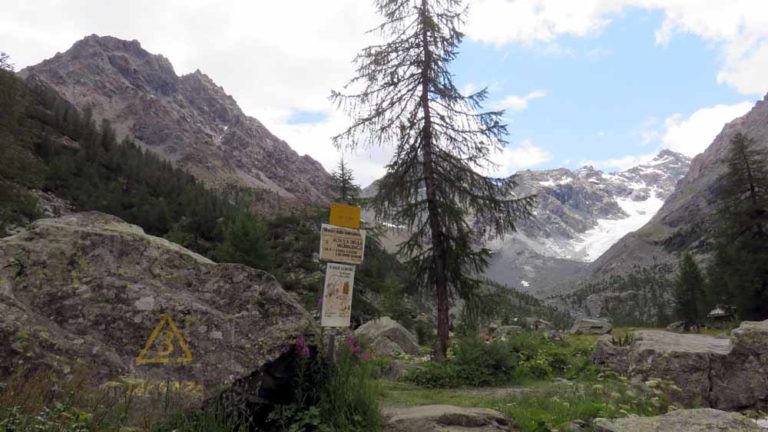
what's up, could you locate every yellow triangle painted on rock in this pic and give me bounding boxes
[135,314,193,365]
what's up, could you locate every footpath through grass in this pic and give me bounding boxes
[379,330,681,431]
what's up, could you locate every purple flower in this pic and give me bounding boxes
[295,335,310,358]
[345,336,356,346]
[361,351,370,361]
[352,345,361,355]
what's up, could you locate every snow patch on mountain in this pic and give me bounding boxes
[575,194,665,261]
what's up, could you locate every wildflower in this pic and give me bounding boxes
[361,351,370,361]
[345,335,356,346]
[352,344,361,355]
[295,335,310,358]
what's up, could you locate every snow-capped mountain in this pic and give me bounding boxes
[485,149,690,295]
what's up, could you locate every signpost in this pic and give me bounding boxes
[319,224,366,265]
[320,203,365,362]
[320,263,356,327]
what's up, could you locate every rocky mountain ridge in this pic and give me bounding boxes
[21,35,331,204]
[485,149,691,296]
[587,93,768,280]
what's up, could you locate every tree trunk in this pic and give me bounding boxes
[419,0,450,361]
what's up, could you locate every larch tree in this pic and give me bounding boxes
[0,52,13,72]
[330,157,362,205]
[708,132,768,320]
[673,252,704,330]
[332,0,535,359]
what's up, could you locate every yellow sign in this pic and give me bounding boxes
[321,263,356,327]
[319,224,366,265]
[329,203,361,229]
[135,314,193,365]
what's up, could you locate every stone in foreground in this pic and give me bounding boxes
[593,408,763,432]
[383,405,513,431]
[0,212,310,397]
[570,318,612,335]
[592,321,768,410]
[355,316,421,357]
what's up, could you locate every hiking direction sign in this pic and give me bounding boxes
[320,263,356,327]
[319,224,365,265]
[319,203,365,327]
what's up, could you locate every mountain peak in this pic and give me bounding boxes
[24,35,331,204]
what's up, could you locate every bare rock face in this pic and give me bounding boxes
[589,94,768,279]
[383,405,513,432]
[355,316,420,357]
[593,408,763,432]
[21,35,331,205]
[0,212,311,397]
[591,321,768,410]
[570,318,612,335]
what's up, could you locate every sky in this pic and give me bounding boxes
[2,0,767,186]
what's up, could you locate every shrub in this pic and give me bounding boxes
[405,332,598,388]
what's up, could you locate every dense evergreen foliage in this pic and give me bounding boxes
[0,69,421,318]
[673,252,705,328]
[561,263,675,327]
[332,0,535,359]
[707,132,768,320]
[330,158,361,205]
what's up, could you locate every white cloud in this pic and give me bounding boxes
[494,90,546,112]
[483,140,553,177]
[465,0,768,95]
[661,102,754,156]
[580,152,658,172]
[0,0,380,181]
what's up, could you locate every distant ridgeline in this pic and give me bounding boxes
[553,263,675,327]
[472,280,573,329]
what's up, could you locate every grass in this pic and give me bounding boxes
[379,374,678,431]
[381,330,691,431]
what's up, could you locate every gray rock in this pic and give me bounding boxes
[23,35,331,205]
[383,405,513,431]
[570,318,612,335]
[523,317,553,331]
[0,212,310,399]
[496,325,523,340]
[356,316,421,357]
[666,321,686,332]
[591,322,768,410]
[593,408,763,432]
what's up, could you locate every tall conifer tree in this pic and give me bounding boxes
[332,0,534,358]
[708,132,768,319]
[330,157,361,204]
[674,252,704,330]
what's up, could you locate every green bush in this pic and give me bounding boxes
[268,334,383,432]
[405,333,597,388]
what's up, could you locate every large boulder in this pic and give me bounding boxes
[355,316,420,357]
[570,319,612,335]
[0,213,311,400]
[593,408,763,432]
[591,322,768,409]
[383,405,513,431]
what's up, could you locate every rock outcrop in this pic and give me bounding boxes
[355,317,421,357]
[21,35,331,205]
[592,321,768,409]
[485,150,690,296]
[589,94,768,279]
[0,212,310,399]
[383,405,513,431]
[570,318,612,335]
[593,408,763,432]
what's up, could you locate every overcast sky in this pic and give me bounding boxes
[2,0,768,185]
